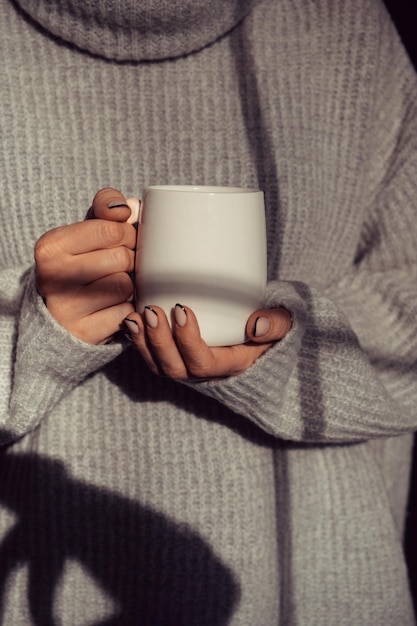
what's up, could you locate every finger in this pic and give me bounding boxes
[246,307,292,343]
[47,272,134,320]
[87,187,133,222]
[35,220,136,265]
[71,301,135,345]
[124,305,221,379]
[122,311,164,376]
[124,305,273,379]
[124,306,189,379]
[140,305,190,379]
[173,305,269,378]
[73,272,134,316]
[42,246,135,289]
[170,305,217,377]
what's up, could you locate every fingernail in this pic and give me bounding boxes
[144,306,158,329]
[253,316,271,337]
[174,303,187,327]
[124,317,139,334]
[107,200,130,209]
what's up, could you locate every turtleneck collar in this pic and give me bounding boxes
[14,0,262,61]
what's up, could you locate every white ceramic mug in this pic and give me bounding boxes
[135,185,267,346]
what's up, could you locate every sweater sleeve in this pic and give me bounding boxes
[0,265,123,445]
[189,270,417,443]
[185,14,417,443]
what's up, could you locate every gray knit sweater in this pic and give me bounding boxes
[1,0,417,623]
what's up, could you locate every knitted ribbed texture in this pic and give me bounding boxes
[14,0,262,61]
[1,0,417,623]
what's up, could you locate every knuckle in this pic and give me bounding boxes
[34,232,63,293]
[164,364,188,380]
[97,220,125,247]
[113,272,133,301]
[111,246,134,271]
[187,359,213,379]
[34,232,57,266]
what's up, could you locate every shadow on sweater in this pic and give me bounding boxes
[230,22,326,444]
[0,446,239,626]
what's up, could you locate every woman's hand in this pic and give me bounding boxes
[123,304,292,380]
[35,188,138,344]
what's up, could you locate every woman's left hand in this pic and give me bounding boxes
[123,304,292,380]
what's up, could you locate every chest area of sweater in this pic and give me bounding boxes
[0,30,371,285]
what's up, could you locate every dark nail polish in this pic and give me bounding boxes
[253,316,271,338]
[124,317,139,334]
[144,306,158,329]
[107,200,130,209]
[174,303,187,327]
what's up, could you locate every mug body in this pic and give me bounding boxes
[135,185,267,346]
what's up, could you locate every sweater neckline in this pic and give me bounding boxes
[13,0,263,62]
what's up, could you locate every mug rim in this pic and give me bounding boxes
[144,185,262,194]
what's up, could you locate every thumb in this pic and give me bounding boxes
[86,187,139,223]
[246,307,292,343]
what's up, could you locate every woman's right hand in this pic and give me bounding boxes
[35,188,138,345]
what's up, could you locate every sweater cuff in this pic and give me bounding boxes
[183,281,308,439]
[7,268,123,441]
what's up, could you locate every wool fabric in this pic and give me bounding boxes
[1,0,417,623]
